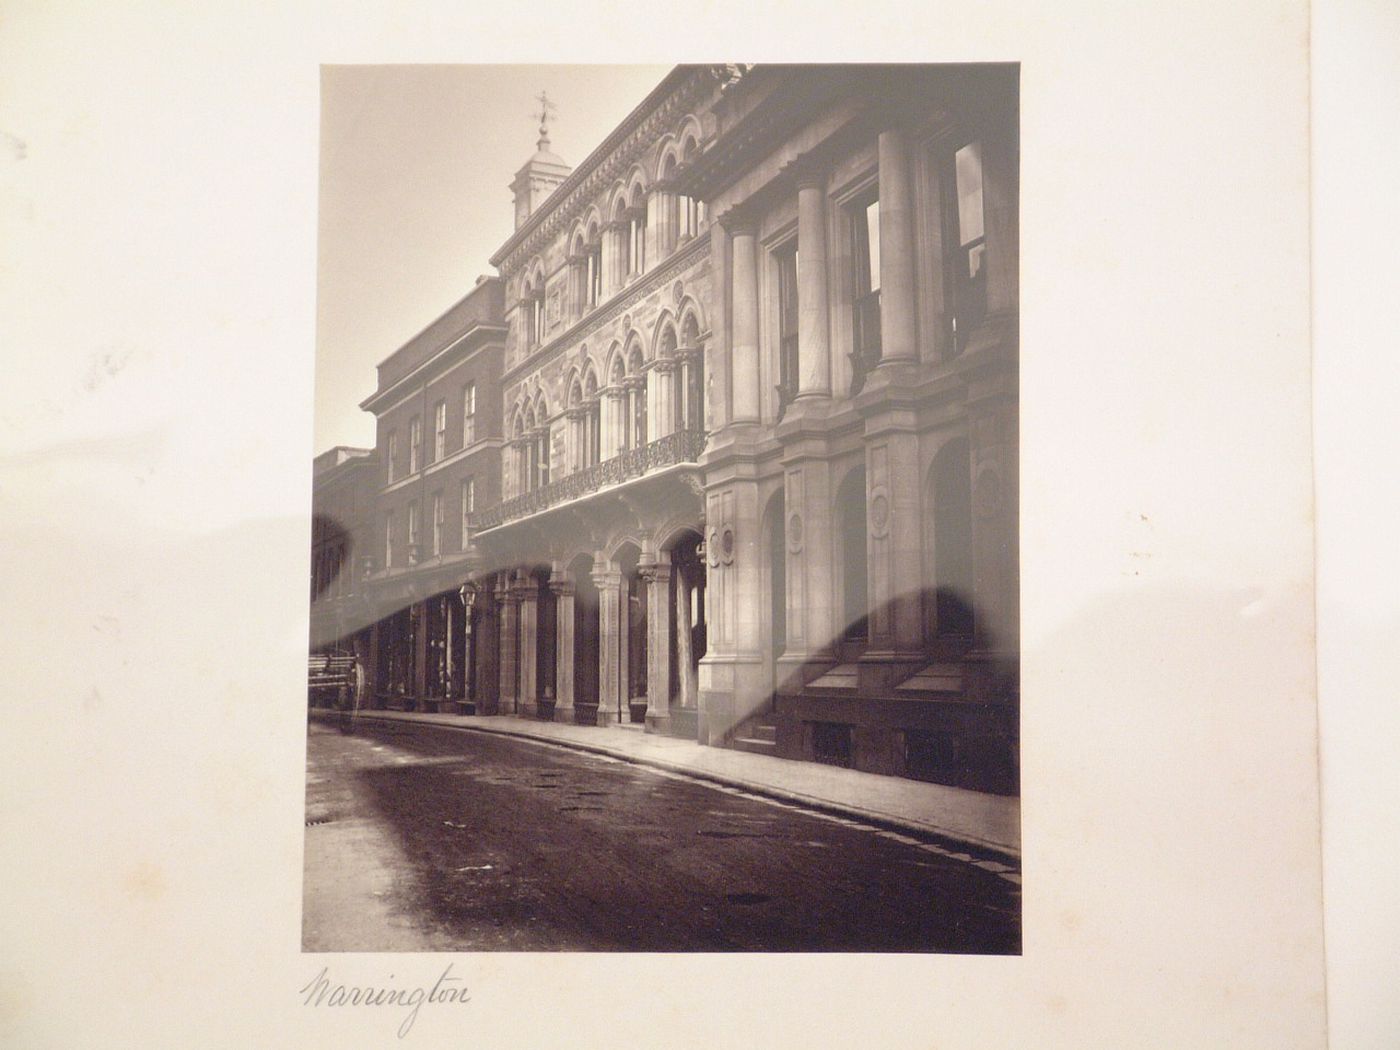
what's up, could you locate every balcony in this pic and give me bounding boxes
[470,428,708,532]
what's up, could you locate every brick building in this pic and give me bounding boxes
[310,64,1019,793]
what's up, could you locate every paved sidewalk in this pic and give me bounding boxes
[321,708,1020,861]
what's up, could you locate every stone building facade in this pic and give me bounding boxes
[310,64,1019,794]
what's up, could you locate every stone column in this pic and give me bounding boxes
[878,127,917,363]
[597,391,611,462]
[796,174,831,398]
[652,360,677,438]
[474,581,500,714]
[653,186,675,258]
[624,376,646,446]
[617,574,631,720]
[629,207,646,276]
[727,216,761,422]
[708,221,731,431]
[641,559,672,732]
[496,578,519,715]
[515,572,538,717]
[549,565,576,722]
[602,387,625,460]
[564,407,583,473]
[592,566,624,726]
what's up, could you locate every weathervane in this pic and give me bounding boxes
[531,90,557,149]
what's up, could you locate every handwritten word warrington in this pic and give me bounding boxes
[299,964,470,1038]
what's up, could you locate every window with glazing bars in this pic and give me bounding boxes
[777,244,799,403]
[853,196,881,365]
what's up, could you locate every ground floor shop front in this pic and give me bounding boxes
[326,414,1017,794]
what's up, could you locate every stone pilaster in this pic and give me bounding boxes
[697,471,766,744]
[514,572,539,716]
[549,567,576,722]
[707,221,730,431]
[859,386,927,691]
[775,454,837,690]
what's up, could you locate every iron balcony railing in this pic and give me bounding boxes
[469,428,708,531]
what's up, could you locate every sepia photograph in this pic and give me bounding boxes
[305,63,1021,953]
[6,1,1368,1045]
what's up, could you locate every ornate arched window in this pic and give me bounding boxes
[585,223,603,308]
[678,137,702,241]
[628,184,647,275]
[612,197,631,284]
[583,368,601,467]
[679,312,704,432]
[532,396,550,490]
[627,344,647,448]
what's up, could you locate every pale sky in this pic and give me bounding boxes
[315,65,671,453]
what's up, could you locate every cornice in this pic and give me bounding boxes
[360,324,506,414]
[492,68,718,274]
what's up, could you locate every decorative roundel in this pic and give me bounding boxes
[975,468,1003,520]
[786,513,804,553]
[869,490,891,538]
[672,280,685,305]
[720,526,736,564]
[707,527,721,567]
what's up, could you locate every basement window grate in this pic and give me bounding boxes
[810,721,853,768]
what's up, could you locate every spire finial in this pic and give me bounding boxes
[531,90,557,150]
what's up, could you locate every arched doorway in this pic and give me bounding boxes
[761,489,786,706]
[665,530,706,714]
[570,553,600,721]
[931,438,974,640]
[836,465,868,644]
[532,566,557,718]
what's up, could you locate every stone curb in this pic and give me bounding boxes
[316,709,1020,866]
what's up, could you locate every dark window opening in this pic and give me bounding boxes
[851,196,881,393]
[811,722,853,768]
[948,141,987,355]
[776,243,799,418]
